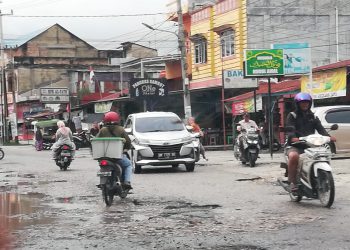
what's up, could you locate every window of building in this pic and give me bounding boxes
[220,29,235,57]
[325,109,350,123]
[194,38,207,64]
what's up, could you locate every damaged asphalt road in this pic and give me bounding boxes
[1,146,350,249]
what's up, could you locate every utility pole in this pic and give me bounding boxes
[0,8,13,144]
[176,0,192,119]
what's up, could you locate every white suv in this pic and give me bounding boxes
[124,112,196,173]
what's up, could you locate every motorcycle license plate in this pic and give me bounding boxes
[158,152,176,159]
[61,152,71,156]
[97,171,112,177]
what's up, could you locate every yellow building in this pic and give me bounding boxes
[190,0,247,89]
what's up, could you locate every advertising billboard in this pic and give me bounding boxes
[301,68,347,99]
[272,43,311,75]
[129,78,167,98]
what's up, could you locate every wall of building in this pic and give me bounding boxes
[125,44,158,58]
[247,0,350,66]
[13,25,99,58]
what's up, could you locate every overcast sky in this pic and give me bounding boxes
[1,0,179,54]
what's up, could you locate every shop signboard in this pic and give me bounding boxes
[129,78,167,98]
[272,43,311,75]
[244,49,284,77]
[40,87,70,103]
[231,95,262,115]
[223,69,257,89]
[301,68,347,99]
[94,101,113,113]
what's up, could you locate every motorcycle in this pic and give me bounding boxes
[73,130,91,150]
[54,144,73,171]
[96,157,130,206]
[234,126,260,167]
[0,147,4,160]
[191,132,202,162]
[91,137,131,206]
[278,124,338,208]
[259,128,281,152]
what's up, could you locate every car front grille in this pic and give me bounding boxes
[149,143,183,158]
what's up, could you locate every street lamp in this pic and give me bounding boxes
[142,21,191,119]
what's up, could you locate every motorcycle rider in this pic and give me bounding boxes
[188,117,208,161]
[286,92,336,192]
[96,111,133,189]
[51,120,76,159]
[237,112,259,161]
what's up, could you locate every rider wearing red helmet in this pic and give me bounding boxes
[286,92,336,192]
[97,111,133,189]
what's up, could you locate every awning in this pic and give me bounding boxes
[224,79,300,103]
[211,23,234,33]
[189,33,206,41]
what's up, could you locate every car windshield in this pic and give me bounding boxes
[135,116,185,133]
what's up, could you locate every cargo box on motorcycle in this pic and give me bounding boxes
[91,137,124,159]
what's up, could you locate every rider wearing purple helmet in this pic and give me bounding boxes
[285,92,336,193]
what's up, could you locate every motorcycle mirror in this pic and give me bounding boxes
[330,124,338,131]
[186,125,193,132]
[125,128,132,134]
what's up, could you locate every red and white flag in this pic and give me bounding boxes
[89,66,95,84]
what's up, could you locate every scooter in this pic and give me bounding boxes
[278,124,338,208]
[54,144,73,171]
[234,126,260,167]
[191,132,202,162]
[96,157,131,206]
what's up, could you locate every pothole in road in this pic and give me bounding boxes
[0,192,56,230]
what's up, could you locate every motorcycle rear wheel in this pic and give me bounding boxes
[102,181,114,206]
[317,170,335,208]
[0,149,4,160]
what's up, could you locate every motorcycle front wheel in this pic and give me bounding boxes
[0,149,4,160]
[248,152,257,167]
[317,170,335,208]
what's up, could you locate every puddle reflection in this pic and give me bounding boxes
[0,192,54,230]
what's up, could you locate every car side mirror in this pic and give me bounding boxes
[125,128,132,134]
[330,124,338,131]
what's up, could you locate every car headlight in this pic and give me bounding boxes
[181,136,192,142]
[183,140,193,145]
[135,138,151,146]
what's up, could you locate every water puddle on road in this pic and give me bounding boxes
[0,192,55,231]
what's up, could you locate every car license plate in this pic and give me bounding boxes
[158,152,176,159]
[97,171,112,177]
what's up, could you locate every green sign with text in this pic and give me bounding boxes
[244,49,284,77]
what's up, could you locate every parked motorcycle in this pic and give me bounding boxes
[234,127,260,167]
[73,130,91,150]
[259,128,281,152]
[54,144,73,171]
[278,124,338,208]
[0,147,4,160]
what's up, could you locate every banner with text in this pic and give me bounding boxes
[232,95,262,115]
[223,69,257,89]
[301,68,346,99]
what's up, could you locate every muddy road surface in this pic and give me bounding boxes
[1,145,350,249]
